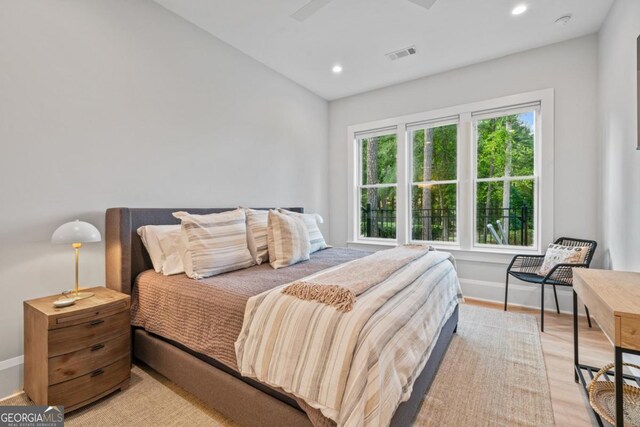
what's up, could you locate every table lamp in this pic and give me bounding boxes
[51,220,102,300]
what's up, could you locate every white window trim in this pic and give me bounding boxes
[346,89,554,262]
[354,128,400,243]
[471,103,541,252]
[407,119,461,246]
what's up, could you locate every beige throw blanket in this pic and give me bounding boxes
[282,244,432,311]
[236,249,463,427]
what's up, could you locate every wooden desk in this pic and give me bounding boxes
[573,269,640,427]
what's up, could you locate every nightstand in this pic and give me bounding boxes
[24,287,131,412]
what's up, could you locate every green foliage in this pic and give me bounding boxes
[361,135,397,185]
[477,113,534,179]
[359,113,535,245]
[412,125,457,182]
[475,113,535,245]
[411,125,458,233]
[361,135,397,214]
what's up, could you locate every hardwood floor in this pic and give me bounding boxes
[465,298,612,427]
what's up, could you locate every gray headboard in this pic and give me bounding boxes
[105,207,304,295]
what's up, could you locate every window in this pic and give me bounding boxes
[409,120,458,243]
[348,90,553,255]
[357,129,397,239]
[474,107,538,248]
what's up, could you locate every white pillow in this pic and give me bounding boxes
[278,209,329,254]
[137,224,189,275]
[244,208,270,265]
[137,226,165,273]
[156,226,190,276]
[173,209,255,279]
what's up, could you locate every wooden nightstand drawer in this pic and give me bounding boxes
[24,287,131,411]
[48,356,130,409]
[53,299,128,329]
[48,310,129,357]
[49,333,130,385]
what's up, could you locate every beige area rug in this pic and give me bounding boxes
[1,305,553,426]
[417,304,555,426]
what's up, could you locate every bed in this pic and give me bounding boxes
[105,207,460,427]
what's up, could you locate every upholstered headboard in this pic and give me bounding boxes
[105,207,304,295]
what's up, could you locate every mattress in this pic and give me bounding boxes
[130,247,370,371]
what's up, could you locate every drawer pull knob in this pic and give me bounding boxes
[89,319,104,326]
[90,343,105,352]
[91,369,104,377]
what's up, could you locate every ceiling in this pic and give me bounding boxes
[154,0,613,100]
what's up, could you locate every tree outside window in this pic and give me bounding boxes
[475,111,535,247]
[359,133,397,239]
[352,96,544,252]
[410,123,458,242]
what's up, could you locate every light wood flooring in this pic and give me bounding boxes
[465,298,613,426]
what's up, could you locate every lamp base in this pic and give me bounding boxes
[73,291,94,300]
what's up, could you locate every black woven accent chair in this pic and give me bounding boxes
[505,237,597,332]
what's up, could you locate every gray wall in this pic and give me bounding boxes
[0,0,328,396]
[328,35,600,309]
[599,0,640,272]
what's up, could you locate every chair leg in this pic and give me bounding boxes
[540,284,545,332]
[504,273,509,311]
[585,305,593,328]
[552,285,560,314]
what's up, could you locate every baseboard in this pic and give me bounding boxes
[0,390,25,400]
[459,278,582,315]
[0,355,23,372]
[0,357,24,400]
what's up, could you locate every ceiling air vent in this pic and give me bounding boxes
[386,46,417,61]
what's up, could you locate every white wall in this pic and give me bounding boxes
[599,0,640,272]
[0,0,328,397]
[328,35,600,309]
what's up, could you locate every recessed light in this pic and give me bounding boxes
[332,64,343,74]
[512,4,527,15]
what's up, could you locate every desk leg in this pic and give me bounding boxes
[615,346,624,426]
[573,290,579,383]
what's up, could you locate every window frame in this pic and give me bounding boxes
[355,127,399,242]
[346,89,554,260]
[407,118,461,246]
[471,105,541,251]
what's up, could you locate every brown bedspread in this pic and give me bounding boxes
[131,247,369,371]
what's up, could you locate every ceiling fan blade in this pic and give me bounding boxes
[291,0,333,21]
[407,0,438,9]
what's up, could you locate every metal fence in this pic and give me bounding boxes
[412,208,457,242]
[361,205,397,239]
[476,206,531,246]
[361,205,531,246]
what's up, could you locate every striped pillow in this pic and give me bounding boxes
[267,210,310,269]
[279,209,328,254]
[173,209,255,279]
[244,208,269,265]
